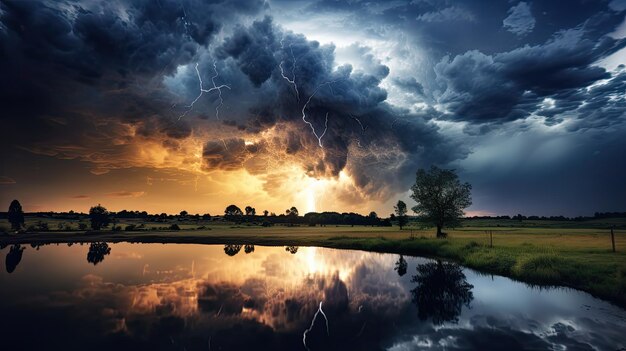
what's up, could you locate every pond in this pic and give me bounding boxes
[1,243,624,350]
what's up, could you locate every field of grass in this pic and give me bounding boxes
[1,217,625,308]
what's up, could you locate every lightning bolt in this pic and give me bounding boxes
[303,301,330,351]
[349,114,367,132]
[302,81,339,148]
[279,38,300,101]
[178,62,231,120]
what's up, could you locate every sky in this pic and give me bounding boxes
[0,0,625,217]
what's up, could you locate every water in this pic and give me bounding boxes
[0,243,624,350]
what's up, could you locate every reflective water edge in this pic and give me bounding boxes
[1,243,624,350]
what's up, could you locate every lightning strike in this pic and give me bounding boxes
[349,114,367,132]
[279,38,300,101]
[178,62,231,120]
[302,301,330,351]
[302,81,339,148]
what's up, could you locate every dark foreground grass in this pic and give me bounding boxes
[1,225,625,308]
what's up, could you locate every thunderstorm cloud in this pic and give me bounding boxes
[0,0,625,215]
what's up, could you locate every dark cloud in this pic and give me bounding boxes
[1,0,625,214]
[392,76,425,96]
[435,27,626,124]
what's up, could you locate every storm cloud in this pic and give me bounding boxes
[1,0,625,215]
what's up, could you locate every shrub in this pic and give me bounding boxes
[169,224,181,230]
[125,224,137,231]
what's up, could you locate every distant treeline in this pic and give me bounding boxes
[0,209,392,227]
[1,210,624,224]
[466,212,626,221]
[225,211,391,227]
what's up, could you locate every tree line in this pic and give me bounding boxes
[4,166,623,237]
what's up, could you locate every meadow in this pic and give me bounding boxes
[1,216,625,308]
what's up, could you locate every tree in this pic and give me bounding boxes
[263,210,269,217]
[410,166,472,238]
[368,211,378,226]
[179,210,188,217]
[89,204,111,230]
[286,206,299,217]
[245,206,256,216]
[286,206,299,226]
[8,199,24,231]
[394,200,408,230]
[224,204,243,217]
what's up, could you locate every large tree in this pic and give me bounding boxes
[394,200,408,230]
[8,199,24,231]
[89,204,111,230]
[410,166,472,238]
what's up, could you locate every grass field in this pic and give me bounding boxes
[1,217,625,308]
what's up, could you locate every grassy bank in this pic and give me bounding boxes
[1,225,625,308]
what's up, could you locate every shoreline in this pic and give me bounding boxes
[1,228,625,309]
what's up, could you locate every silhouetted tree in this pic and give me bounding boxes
[244,244,255,254]
[394,255,408,276]
[89,204,111,230]
[179,210,188,217]
[394,200,408,230]
[286,207,299,217]
[224,244,242,256]
[410,260,473,324]
[8,199,24,231]
[368,211,378,226]
[224,205,243,217]
[285,246,299,254]
[87,242,111,265]
[410,166,472,238]
[286,207,299,226]
[245,206,256,216]
[5,244,25,273]
[263,210,269,217]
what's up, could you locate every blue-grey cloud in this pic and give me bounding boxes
[503,2,535,36]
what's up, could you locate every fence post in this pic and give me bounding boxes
[611,228,616,253]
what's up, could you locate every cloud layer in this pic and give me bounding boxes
[1,0,625,215]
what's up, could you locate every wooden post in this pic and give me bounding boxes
[611,228,616,253]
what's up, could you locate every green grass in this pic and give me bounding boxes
[1,218,625,308]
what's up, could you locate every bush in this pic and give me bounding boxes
[78,223,88,231]
[125,224,137,231]
[169,224,181,231]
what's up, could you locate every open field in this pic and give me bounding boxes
[2,217,625,308]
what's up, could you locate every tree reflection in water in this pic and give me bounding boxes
[394,255,407,276]
[224,244,242,256]
[244,245,255,254]
[285,246,299,254]
[6,244,25,273]
[410,260,473,324]
[86,242,111,265]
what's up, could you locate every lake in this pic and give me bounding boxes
[1,243,624,350]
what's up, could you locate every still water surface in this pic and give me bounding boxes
[1,243,625,350]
